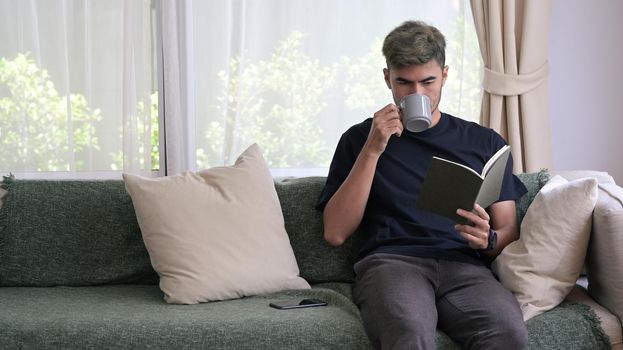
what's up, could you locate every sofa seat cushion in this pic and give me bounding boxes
[525,300,612,349]
[0,285,371,350]
[0,284,613,350]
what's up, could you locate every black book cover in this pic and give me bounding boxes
[416,145,510,223]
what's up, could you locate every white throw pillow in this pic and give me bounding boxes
[123,143,310,304]
[492,175,598,321]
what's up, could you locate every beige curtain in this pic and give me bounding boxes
[470,0,553,173]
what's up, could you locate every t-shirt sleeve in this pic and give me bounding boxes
[316,130,361,211]
[497,144,527,202]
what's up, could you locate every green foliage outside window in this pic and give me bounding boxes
[208,31,335,168]
[0,53,102,171]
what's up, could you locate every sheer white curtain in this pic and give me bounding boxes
[156,0,196,175]
[0,0,155,178]
[159,0,482,176]
[123,0,157,175]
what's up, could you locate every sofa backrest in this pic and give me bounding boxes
[516,170,551,225]
[0,178,158,287]
[0,170,549,287]
[274,177,355,284]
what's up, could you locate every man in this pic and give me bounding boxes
[317,21,528,349]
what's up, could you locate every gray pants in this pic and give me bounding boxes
[353,253,527,350]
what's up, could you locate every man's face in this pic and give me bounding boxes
[384,61,448,121]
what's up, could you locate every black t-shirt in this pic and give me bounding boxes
[317,112,527,265]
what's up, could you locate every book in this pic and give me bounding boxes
[415,145,511,223]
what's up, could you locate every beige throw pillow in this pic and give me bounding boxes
[492,175,598,321]
[123,143,310,304]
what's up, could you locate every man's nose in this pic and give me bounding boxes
[410,84,422,95]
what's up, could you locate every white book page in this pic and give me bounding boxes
[482,145,510,176]
[432,156,482,179]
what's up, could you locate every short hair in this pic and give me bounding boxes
[382,20,446,69]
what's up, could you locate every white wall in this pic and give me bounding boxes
[548,0,623,184]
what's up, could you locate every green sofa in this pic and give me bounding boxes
[0,171,617,349]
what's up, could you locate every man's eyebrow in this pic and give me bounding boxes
[396,77,414,83]
[396,76,436,83]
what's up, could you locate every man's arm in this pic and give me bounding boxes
[322,149,378,246]
[486,200,520,256]
[323,104,403,246]
[454,200,519,257]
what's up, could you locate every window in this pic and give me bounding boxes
[0,0,157,178]
[187,0,482,176]
[0,0,481,178]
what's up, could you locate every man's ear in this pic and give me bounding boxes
[383,68,391,89]
[442,65,449,86]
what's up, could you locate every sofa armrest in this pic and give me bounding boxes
[551,170,616,185]
[586,181,623,328]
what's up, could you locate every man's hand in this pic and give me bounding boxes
[364,104,404,157]
[454,201,519,257]
[454,204,490,250]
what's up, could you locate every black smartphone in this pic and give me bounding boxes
[269,298,328,310]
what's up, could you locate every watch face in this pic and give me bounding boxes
[488,230,498,251]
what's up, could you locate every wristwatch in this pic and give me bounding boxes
[485,229,498,251]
